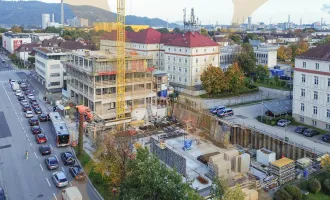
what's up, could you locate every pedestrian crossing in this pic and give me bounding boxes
[0,69,20,72]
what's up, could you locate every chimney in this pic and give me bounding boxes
[61,0,64,25]
[52,13,55,22]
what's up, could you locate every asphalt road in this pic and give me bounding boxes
[0,52,101,200]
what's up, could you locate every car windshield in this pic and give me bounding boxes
[38,134,45,138]
[49,159,57,164]
[43,146,50,150]
[59,178,67,182]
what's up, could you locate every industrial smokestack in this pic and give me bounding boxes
[321,17,323,25]
[61,0,64,25]
[52,13,55,22]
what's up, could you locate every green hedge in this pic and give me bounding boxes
[200,84,259,99]
[256,115,293,126]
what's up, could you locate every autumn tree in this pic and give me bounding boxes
[201,65,228,95]
[225,63,245,92]
[156,28,169,34]
[296,41,309,55]
[119,147,203,200]
[321,154,330,174]
[236,43,257,75]
[211,177,245,200]
[277,46,288,60]
[10,25,22,33]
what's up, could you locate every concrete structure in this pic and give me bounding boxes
[94,22,149,32]
[235,153,251,173]
[242,188,258,200]
[208,153,232,179]
[42,14,51,29]
[100,28,220,96]
[34,47,69,93]
[64,51,157,125]
[61,0,64,25]
[67,17,89,27]
[292,43,330,131]
[257,148,276,166]
[224,149,239,170]
[270,157,295,185]
[1,32,32,53]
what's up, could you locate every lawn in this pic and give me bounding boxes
[246,77,291,91]
[308,192,330,200]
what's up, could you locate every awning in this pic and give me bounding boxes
[263,99,292,116]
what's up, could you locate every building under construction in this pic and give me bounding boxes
[64,50,157,126]
[270,157,295,185]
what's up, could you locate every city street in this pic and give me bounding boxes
[0,53,101,200]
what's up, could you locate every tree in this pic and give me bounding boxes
[255,64,269,82]
[173,27,181,34]
[284,185,302,200]
[200,28,209,36]
[225,62,244,92]
[156,28,169,34]
[125,26,134,32]
[244,33,258,43]
[277,46,289,61]
[274,189,293,200]
[321,154,330,174]
[223,185,245,200]
[230,34,242,44]
[27,57,35,64]
[200,65,228,95]
[10,25,22,33]
[308,178,321,193]
[323,178,330,194]
[211,177,228,199]
[296,41,309,55]
[119,148,203,200]
[236,43,257,75]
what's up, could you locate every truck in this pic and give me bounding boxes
[61,187,82,200]
[11,82,20,91]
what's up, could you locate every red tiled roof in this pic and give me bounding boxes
[100,28,218,47]
[297,42,330,61]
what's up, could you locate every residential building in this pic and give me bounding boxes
[292,43,330,131]
[214,37,231,47]
[14,43,41,62]
[270,157,295,185]
[100,28,219,96]
[64,51,158,126]
[94,22,149,32]
[34,47,69,93]
[2,32,32,53]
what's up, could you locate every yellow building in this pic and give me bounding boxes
[94,22,149,32]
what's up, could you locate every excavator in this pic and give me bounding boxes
[76,105,93,156]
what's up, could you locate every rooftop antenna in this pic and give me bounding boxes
[183,8,187,31]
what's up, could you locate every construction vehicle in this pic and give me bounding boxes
[61,186,82,200]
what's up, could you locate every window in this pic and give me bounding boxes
[315,63,320,69]
[328,94,330,103]
[179,58,181,62]
[168,48,170,51]
[156,61,158,65]
[301,103,305,111]
[196,68,198,73]
[196,49,198,53]
[327,109,330,118]
[168,65,170,70]
[179,49,181,52]
[204,49,206,52]
[184,78,187,83]
[328,78,330,87]
[173,76,175,81]
[213,57,215,62]
[179,67,181,72]
[173,66,176,71]
[300,117,304,122]
[174,48,176,52]
[314,76,319,85]
[185,68,187,73]
[173,57,176,61]
[326,124,330,130]
[314,91,318,100]
[185,58,187,63]
[50,82,60,86]
[301,74,306,83]
[50,73,60,77]
[313,106,318,115]
[179,77,181,82]
[204,57,206,63]
[303,62,306,68]
[196,58,198,63]
[312,120,317,126]
[301,89,305,97]
[50,64,60,69]
[160,61,163,65]
[168,56,170,61]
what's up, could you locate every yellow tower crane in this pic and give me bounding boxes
[116,0,126,123]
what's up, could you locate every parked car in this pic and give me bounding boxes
[295,126,308,134]
[36,133,47,144]
[27,94,34,99]
[303,129,320,137]
[52,171,69,188]
[45,157,59,170]
[17,95,25,101]
[217,108,234,117]
[39,114,49,122]
[31,126,42,134]
[69,165,86,180]
[29,118,39,126]
[39,144,51,155]
[22,105,32,112]
[31,102,39,109]
[25,90,32,95]
[61,152,76,165]
[15,90,22,96]
[277,119,291,127]
[25,110,34,118]
[322,134,330,143]
[20,99,29,106]
[29,98,37,104]
[210,106,226,115]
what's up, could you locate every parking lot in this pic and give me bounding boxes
[210,103,330,154]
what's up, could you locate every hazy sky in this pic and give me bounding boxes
[46,0,330,25]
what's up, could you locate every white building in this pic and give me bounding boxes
[30,33,60,43]
[67,17,89,27]
[2,32,31,53]
[256,148,276,166]
[34,47,69,93]
[292,43,330,131]
[100,29,219,96]
[42,14,51,29]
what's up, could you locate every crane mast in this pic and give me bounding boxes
[116,0,126,121]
